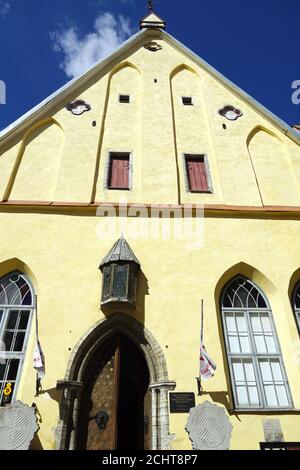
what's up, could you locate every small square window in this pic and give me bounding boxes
[182,97,193,106]
[107,153,130,190]
[119,95,130,104]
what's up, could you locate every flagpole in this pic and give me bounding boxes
[35,295,42,396]
[196,299,204,396]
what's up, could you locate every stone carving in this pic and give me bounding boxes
[218,105,243,121]
[144,41,162,52]
[263,419,284,442]
[0,401,38,450]
[66,100,91,115]
[186,401,233,450]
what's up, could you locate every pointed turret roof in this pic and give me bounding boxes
[140,6,166,30]
[99,235,140,269]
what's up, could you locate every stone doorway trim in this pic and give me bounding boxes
[55,313,176,450]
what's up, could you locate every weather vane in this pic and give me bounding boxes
[148,0,153,11]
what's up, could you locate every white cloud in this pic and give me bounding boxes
[50,12,133,79]
[0,1,10,17]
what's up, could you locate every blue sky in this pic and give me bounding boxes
[0,0,299,131]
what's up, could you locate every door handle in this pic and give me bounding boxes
[89,410,110,432]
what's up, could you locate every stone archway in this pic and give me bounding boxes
[55,313,176,450]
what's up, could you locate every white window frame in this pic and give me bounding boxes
[0,272,35,406]
[221,276,293,410]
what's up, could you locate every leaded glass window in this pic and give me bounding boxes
[0,272,34,406]
[101,263,138,306]
[112,264,129,299]
[292,281,300,334]
[222,276,293,409]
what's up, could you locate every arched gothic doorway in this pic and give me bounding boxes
[77,334,150,450]
[56,314,175,450]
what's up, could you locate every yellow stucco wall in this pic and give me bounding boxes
[0,29,300,450]
[1,33,300,206]
[0,213,298,450]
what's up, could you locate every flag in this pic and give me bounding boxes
[33,340,45,379]
[200,344,216,381]
[199,300,216,381]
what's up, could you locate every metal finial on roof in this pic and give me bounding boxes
[99,235,141,270]
[148,0,153,11]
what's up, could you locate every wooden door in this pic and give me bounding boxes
[77,334,150,450]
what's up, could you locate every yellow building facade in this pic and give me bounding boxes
[0,10,300,450]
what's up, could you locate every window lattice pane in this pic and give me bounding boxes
[222,277,267,309]
[0,273,33,306]
[0,358,19,406]
[275,386,289,407]
[225,313,251,353]
[7,359,19,380]
[3,331,13,351]
[0,361,6,380]
[250,313,278,354]
[102,265,112,302]
[232,359,260,407]
[259,359,289,407]
[7,310,18,329]
[112,265,128,299]
[1,310,31,354]
[253,334,267,353]
[14,332,25,352]
[19,311,30,330]
[264,385,277,407]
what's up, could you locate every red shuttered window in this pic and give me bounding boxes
[185,155,209,192]
[108,153,130,190]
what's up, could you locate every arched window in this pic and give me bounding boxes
[221,276,293,409]
[0,271,34,406]
[292,281,300,334]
